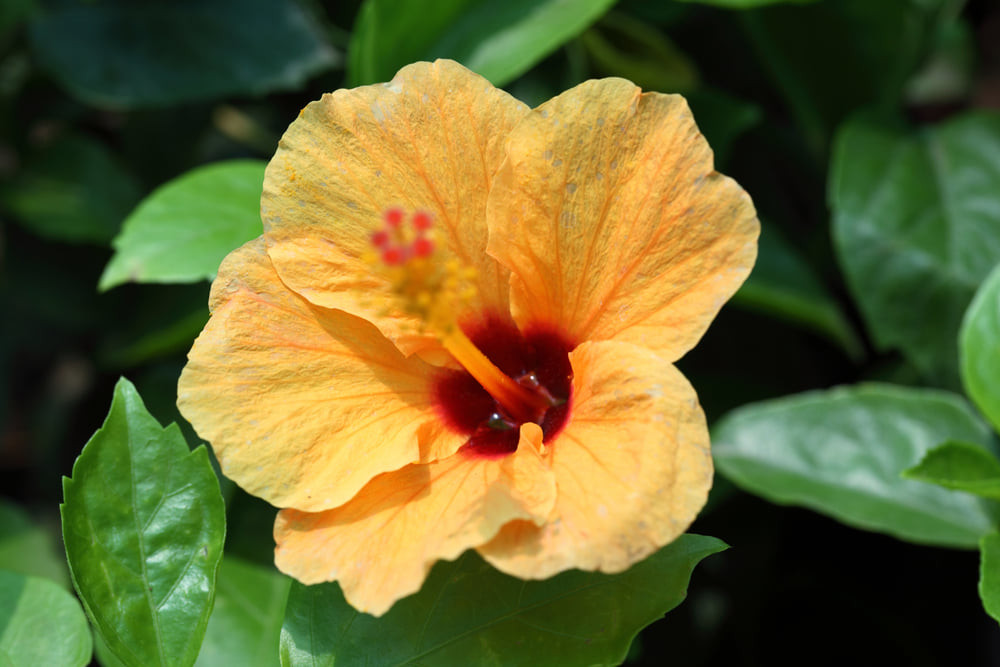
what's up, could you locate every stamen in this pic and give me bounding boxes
[368,207,555,424]
[440,326,553,424]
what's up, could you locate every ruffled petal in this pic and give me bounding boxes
[486,78,759,361]
[273,423,556,616]
[262,59,529,356]
[177,238,464,513]
[477,339,711,578]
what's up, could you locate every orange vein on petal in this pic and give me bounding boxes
[260,60,530,357]
[274,423,555,616]
[478,339,711,579]
[486,78,760,362]
[177,238,464,513]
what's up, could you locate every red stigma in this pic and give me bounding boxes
[384,207,404,227]
[370,208,437,266]
[413,211,433,231]
[413,237,434,258]
[382,247,405,265]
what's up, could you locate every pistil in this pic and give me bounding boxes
[440,326,553,425]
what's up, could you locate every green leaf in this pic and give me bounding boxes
[280,536,724,666]
[831,112,1000,384]
[980,532,1000,623]
[903,440,1000,500]
[61,378,226,667]
[0,569,92,667]
[29,0,336,108]
[100,160,265,291]
[733,220,862,359]
[348,0,617,87]
[0,500,69,589]
[714,383,997,548]
[0,134,142,245]
[961,262,1000,432]
[195,558,290,667]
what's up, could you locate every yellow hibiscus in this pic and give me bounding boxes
[178,60,758,616]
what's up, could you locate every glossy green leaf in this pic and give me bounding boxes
[980,532,1000,624]
[903,440,1000,501]
[734,221,862,359]
[714,383,997,548]
[29,0,336,108]
[832,112,1000,383]
[0,134,141,245]
[100,160,265,291]
[61,378,226,667]
[280,535,724,666]
[0,500,69,589]
[348,0,617,86]
[0,569,92,667]
[194,558,290,667]
[961,262,1000,432]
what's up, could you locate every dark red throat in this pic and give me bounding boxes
[432,319,574,459]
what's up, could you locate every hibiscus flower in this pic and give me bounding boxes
[178,60,758,616]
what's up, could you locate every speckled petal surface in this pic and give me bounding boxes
[486,78,759,361]
[274,423,555,616]
[178,238,464,513]
[262,60,529,356]
[477,339,711,578]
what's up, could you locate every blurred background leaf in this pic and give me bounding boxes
[740,0,959,154]
[28,0,338,108]
[0,499,69,588]
[348,0,618,86]
[0,569,91,666]
[831,111,1000,387]
[714,383,998,548]
[194,557,290,667]
[0,133,141,244]
[733,220,862,359]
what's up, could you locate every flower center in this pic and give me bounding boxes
[369,208,573,455]
[433,320,573,458]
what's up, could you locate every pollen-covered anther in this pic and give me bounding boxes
[367,208,475,331]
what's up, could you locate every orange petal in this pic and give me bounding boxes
[262,60,529,356]
[178,238,464,513]
[274,423,556,616]
[486,79,759,360]
[477,339,711,578]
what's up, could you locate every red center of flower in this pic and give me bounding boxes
[432,318,573,459]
